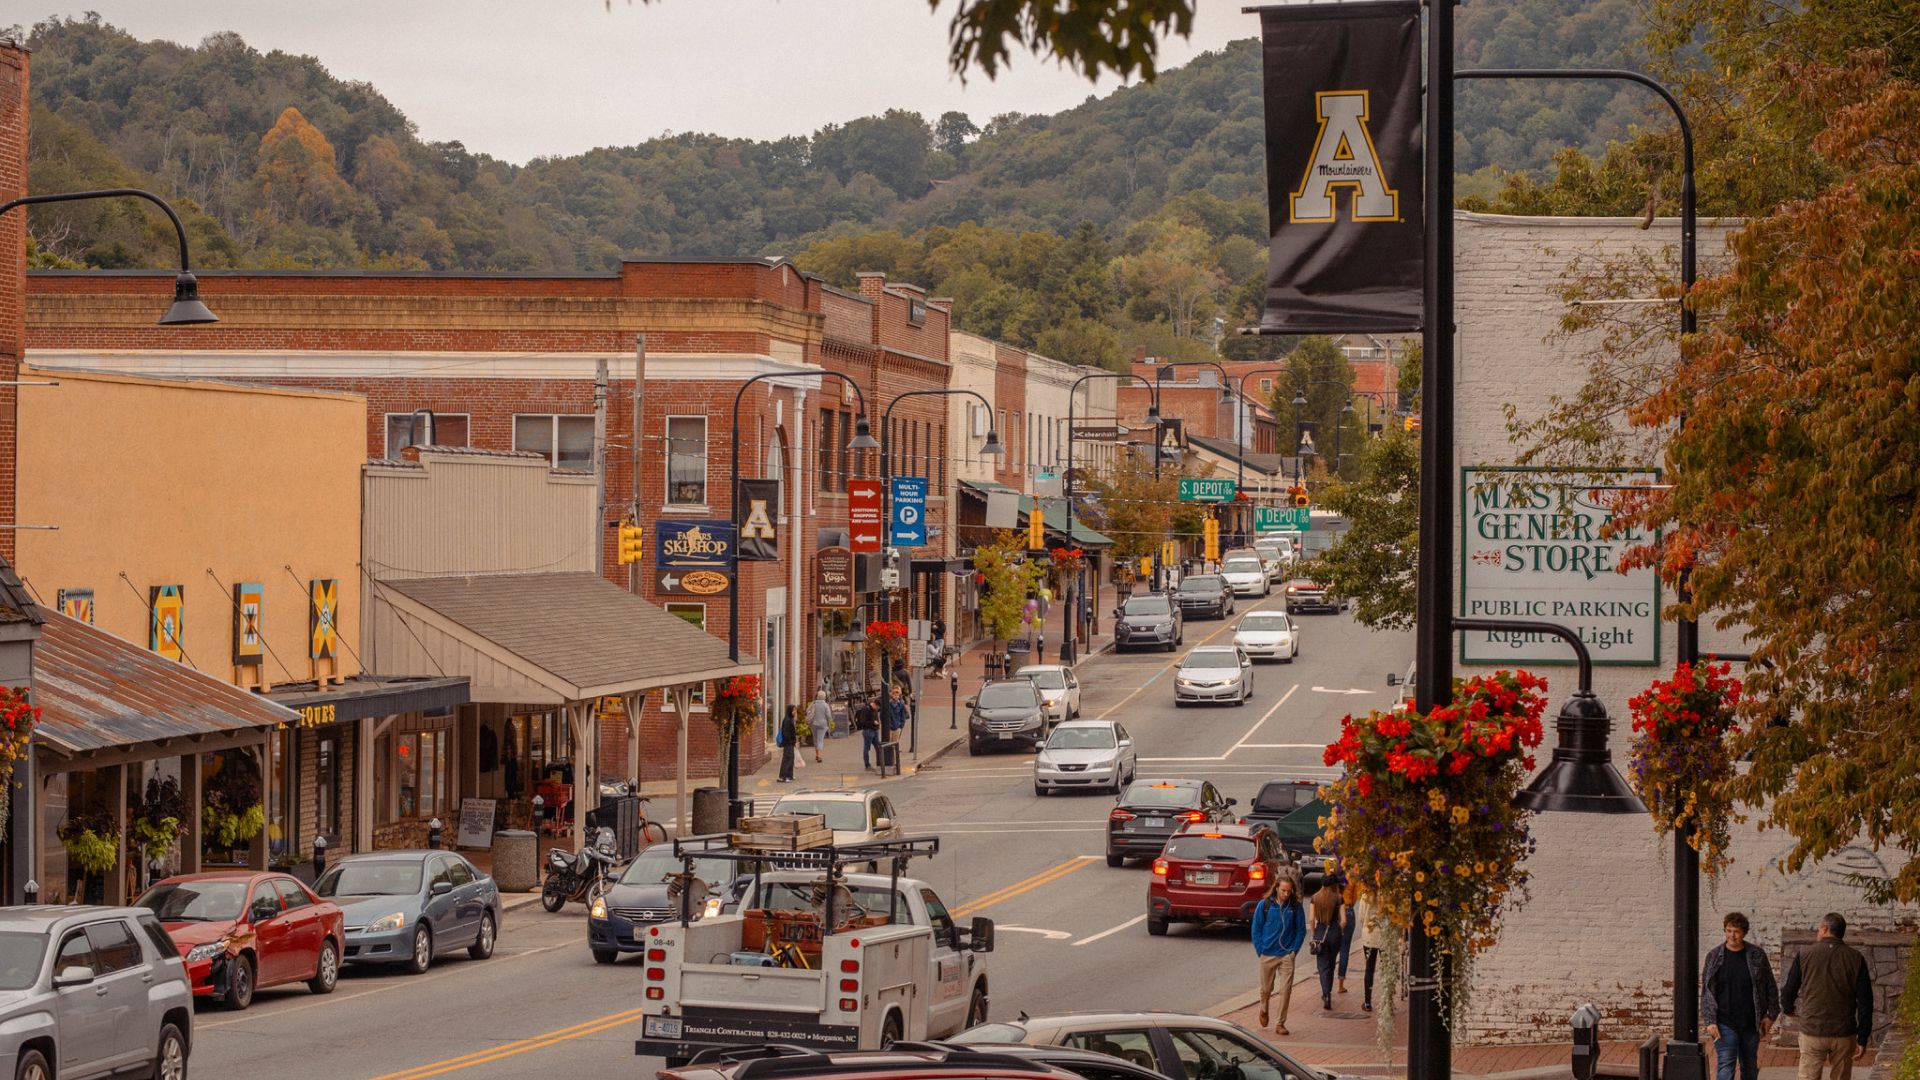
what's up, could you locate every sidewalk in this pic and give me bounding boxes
[1215,977,1846,1080]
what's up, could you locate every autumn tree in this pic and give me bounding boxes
[972,532,1047,643]
[255,106,360,228]
[1083,450,1175,567]
[1315,426,1418,630]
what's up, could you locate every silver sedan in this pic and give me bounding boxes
[1232,611,1300,662]
[1173,645,1254,706]
[1033,720,1138,795]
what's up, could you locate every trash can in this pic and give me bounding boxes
[876,741,901,776]
[692,787,731,837]
[491,829,538,894]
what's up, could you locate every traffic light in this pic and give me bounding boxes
[1139,556,1153,578]
[1028,508,1046,550]
[1203,515,1220,562]
[1292,487,1310,510]
[1161,540,1178,568]
[616,522,645,565]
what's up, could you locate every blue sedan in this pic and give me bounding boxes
[589,843,737,963]
[314,850,501,974]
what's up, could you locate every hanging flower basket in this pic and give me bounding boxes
[1319,670,1550,1034]
[1627,661,1743,878]
[711,674,763,738]
[864,620,908,664]
[1047,546,1087,589]
[59,809,119,877]
[0,686,39,835]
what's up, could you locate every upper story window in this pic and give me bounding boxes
[667,416,708,505]
[384,413,470,458]
[513,415,593,470]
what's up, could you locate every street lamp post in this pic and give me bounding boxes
[1457,67,1703,1080]
[727,370,876,826]
[1066,372,1161,661]
[879,388,1003,755]
[0,187,218,324]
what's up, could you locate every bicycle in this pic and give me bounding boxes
[636,795,669,844]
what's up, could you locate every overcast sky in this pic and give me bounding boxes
[26,0,1257,164]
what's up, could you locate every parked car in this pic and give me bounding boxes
[966,679,1051,754]
[953,1012,1321,1080]
[1105,779,1235,867]
[1146,822,1284,935]
[1113,593,1183,653]
[911,1042,1170,1080]
[1232,611,1299,662]
[0,906,194,1080]
[771,788,905,846]
[660,1044,1086,1080]
[313,850,500,974]
[138,870,344,1009]
[1173,646,1254,707]
[1217,555,1271,598]
[1173,575,1234,620]
[1283,574,1342,614]
[589,843,739,963]
[1034,720,1138,796]
[1016,664,1082,726]
[1239,778,1329,860]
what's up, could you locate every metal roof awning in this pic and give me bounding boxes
[1020,496,1115,549]
[32,610,300,762]
[266,675,471,726]
[377,572,761,704]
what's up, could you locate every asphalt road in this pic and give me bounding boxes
[190,599,1410,1079]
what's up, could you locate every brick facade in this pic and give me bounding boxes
[0,43,26,564]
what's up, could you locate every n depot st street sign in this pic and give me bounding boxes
[1459,467,1661,665]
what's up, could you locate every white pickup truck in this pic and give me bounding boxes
[634,840,993,1063]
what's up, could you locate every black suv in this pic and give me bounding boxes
[967,679,1049,755]
[1105,778,1235,867]
[1113,593,1183,653]
[1174,574,1235,620]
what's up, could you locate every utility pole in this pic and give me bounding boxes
[631,335,647,595]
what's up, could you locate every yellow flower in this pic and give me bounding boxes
[1414,871,1426,883]
[1474,862,1486,874]
[1451,806,1471,826]
[1427,789,1447,811]
[1456,865,1471,878]
[1414,890,1423,902]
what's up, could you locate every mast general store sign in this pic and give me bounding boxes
[1459,467,1660,666]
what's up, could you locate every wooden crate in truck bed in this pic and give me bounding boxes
[731,813,832,850]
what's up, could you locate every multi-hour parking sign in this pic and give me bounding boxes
[890,477,928,547]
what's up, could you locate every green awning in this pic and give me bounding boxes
[1020,495,1114,548]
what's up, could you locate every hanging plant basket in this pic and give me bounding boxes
[1627,661,1743,879]
[711,674,763,739]
[0,686,39,835]
[864,620,908,664]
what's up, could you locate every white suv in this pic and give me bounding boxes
[0,906,194,1080]
[770,789,905,847]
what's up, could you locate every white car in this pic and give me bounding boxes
[1232,610,1299,661]
[770,789,904,847]
[1173,645,1255,706]
[1033,719,1138,796]
[1218,555,1271,597]
[1015,664,1081,725]
[1254,539,1295,577]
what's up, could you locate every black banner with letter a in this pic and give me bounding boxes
[736,478,781,561]
[1256,2,1423,334]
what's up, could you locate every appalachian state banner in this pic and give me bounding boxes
[1257,2,1423,334]
[736,479,780,561]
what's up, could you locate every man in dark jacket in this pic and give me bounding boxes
[1703,911,1780,1080]
[1782,912,1875,1080]
[854,695,882,771]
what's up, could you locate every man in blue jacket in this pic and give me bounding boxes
[1252,874,1308,1036]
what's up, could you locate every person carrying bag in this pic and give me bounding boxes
[1309,868,1346,1011]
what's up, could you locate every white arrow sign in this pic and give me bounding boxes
[1311,686,1376,695]
[660,572,680,590]
[854,533,879,545]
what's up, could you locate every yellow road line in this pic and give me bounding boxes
[950,856,1098,920]
[368,1007,649,1080]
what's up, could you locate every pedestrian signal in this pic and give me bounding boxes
[1028,509,1046,550]
[617,522,646,565]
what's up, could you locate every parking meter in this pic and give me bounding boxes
[1570,1002,1602,1080]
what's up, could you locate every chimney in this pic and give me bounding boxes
[855,270,886,305]
[927,297,954,315]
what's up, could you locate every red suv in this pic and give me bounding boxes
[1146,822,1282,936]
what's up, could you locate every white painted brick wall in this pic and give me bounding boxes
[1448,213,1918,1045]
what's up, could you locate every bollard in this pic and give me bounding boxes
[313,835,328,880]
[427,816,444,850]
[23,878,37,904]
[1571,1002,1601,1080]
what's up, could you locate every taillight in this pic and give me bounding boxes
[1153,858,1168,876]
[839,998,859,1012]
[1110,809,1136,821]
[647,948,666,961]
[646,967,665,981]
[646,987,663,1000]
[840,959,860,973]
[1180,811,1207,823]
[840,978,859,992]
[1250,864,1267,881]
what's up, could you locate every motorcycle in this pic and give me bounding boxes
[542,826,619,912]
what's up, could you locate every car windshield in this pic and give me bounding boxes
[0,931,46,990]
[1048,726,1116,750]
[1240,614,1292,632]
[977,683,1039,709]
[947,1022,1029,1045]
[621,849,735,887]
[315,861,423,898]
[1256,783,1316,812]
[1122,783,1203,809]
[1123,596,1168,615]
[1178,576,1224,594]
[1165,835,1260,861]
[770,799,870,831]
[1020,669,1066,689]
[138,880,247,921]
[1181,651,1240,669]
[1223,559,1263,573]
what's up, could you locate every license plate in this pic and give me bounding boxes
[642,1016,684,1039]
[998,732,1013,741]
[1144,817,1166,828]
[1190,870,1220,885]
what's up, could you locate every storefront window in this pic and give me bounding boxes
[269,729,289,861]
[394,730,449,820]
[315,734,339,838]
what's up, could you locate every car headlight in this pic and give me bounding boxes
[590,896,608,920]
[367,911,406,933]
[1287,585,1298,594]
[185,940,227,963]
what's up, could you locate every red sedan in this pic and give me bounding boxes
[1147,822,1283,936]
[137,870,345,1009]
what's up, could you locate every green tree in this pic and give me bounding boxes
[1397,340,1422,416]
[933,111,980,157]
[1315,427,1419,630]
[972,532,1047,643]
[1266,337,1359,476]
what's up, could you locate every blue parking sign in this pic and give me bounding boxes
[890,477,928,547]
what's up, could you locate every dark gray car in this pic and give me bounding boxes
[315,850,501,974]
[589,844,739,963]
[1173,575,1234,620]
[968,679,1049,754]
[0,906,194,1080]
[1113,593,1183,653]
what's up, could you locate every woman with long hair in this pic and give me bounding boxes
[1251,872,1307,1035]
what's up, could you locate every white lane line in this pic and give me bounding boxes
[1227,684,1299,755]
[1090,596,1288,723]
[1237,744,1334,750]
[1072,914,1148,946]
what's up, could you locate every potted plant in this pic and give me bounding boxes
[203,756,265,854]
[710,674,763,741]
[1627,661,1743,879]
[59,808,118,902]
[130,776,187,884]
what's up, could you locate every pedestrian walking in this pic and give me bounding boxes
[1782,912,1875,1080]
[854,695,882,772]
[1309,867,1345,1011]
[1251,875,1306,1036]
[1355,887,1388,1011]
[1336,874,1360,995]
[776,705,798,782]
[807,690,832,763]
[1703,911,1780,1080]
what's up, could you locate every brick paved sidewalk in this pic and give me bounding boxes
[1217,976,1844,1079]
